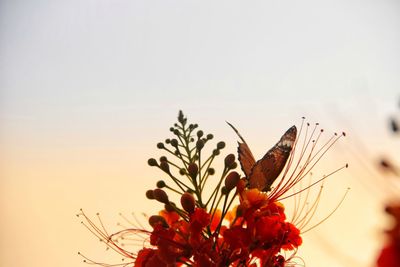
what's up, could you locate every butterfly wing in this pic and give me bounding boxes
[227,122,256,177]
[248,126,297,192]
[237,141,256,178]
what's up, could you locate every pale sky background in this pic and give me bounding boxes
[1,0,400,266]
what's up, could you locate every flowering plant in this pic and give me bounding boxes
[78,111,347,267]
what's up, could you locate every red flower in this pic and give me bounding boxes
[135,248,164,267]
[189,208,211,234]
[377,242,400,267]
[281,223,302,250]
[223,226,252,257]
[377,203,400,267]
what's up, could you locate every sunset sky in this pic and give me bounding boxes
[1,1,400,266]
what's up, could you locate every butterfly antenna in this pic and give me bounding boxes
[226,121,247,144]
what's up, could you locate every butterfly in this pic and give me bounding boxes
[227,122,297,192]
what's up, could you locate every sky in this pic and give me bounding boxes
[1,0,400,266]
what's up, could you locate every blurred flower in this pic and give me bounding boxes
[78,111,347,266]
[377,100,400,267]
[377,204,400,267]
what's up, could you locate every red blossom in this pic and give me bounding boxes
[159,210,180,226]
[377,203,400,267]
[377,242,400,267]
[135,249,165,267]
[223,226,252,251]
[281,223,302,250]
[189,208,211,233]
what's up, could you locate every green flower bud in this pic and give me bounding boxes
[157,142,164,149]
[159,161,170,174]
[170,139,178,147]
[178,110,185,124]
[147,158,158,166]
[196,139,205,150]
[156,180,166,188]
[221,186,228,195]
[217,141,225,149]
[179,168,187,175]
[213,149,220,156]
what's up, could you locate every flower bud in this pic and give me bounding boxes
[180,192,195,213]
[196,139,204,150]
[213,149,220,156]
[217,141,225,149]
[145,190,154,199]
[188,163,198,179]
[156,180,166,188]
[178,110,185,124]
[206,134,213,140]
[157,142,164,149]
[224,154,236,169]
[179,168,186,175]
[160,161,170,174]
[224,171,240,192]
[153,189,169,204]
[165,202,176,212]
[147,158,158,166]
[148,215,168,228]
[197,130,204,138]
[170,139,178,147]
[159,156,167,162]
[221,186,228,195]
[208,168,215,175]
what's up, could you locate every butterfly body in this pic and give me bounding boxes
[228,123,297,192]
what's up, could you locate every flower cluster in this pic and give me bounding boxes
[78,111,347,267]
[137,187,302,267]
